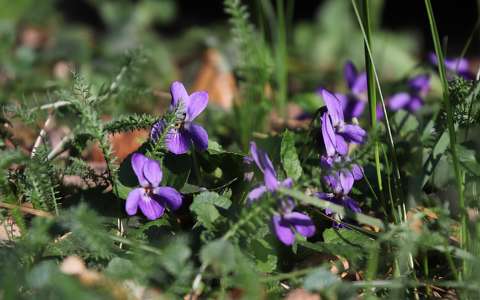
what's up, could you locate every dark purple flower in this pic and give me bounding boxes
[126,153,182,220]
[272,212,316,246]
[334,61,368,119]
[150,81,209,154]
[428,52,473,80]
[246,142,316,245]
[388,74,431,113]
[320,88,367,157]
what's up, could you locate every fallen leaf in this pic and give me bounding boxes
[193,49,237,110]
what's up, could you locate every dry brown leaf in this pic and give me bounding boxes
[88,129,149,163]
[193,49,237,110]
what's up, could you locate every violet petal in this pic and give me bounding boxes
[170,81,190,109]
[131,153,149,187]
[165,128,191,155]
[272,215,295,246]
[321,113,336,157]
[344,61,358,90]
[340,124,367,144]
[186,91,208,122]
[247,185,267,203]
[284,211,316,238]
[388,92,411,111]
[138,197,165,220]
[187,123,208,151]
[321,89,344,125]
[143,158,162,187]
[153,186,182,210]
[125,188,142,215]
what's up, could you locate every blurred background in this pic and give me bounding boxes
[1,0,479,155]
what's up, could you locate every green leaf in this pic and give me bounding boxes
[200,239,236,274]
[162,153,192,189]
[281,130,302,181]
[192,191,232,209]
[457,144,480,176]
[190,202,220,230]
[115,181,133,199]
[190,192,231,229]
[323,228,373,247]
[303,267,340,292]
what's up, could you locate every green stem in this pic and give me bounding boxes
[424,0,467,279]
[275,0,288,118]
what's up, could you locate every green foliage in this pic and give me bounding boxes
[2,1,480,299]
[281,130,303,181]
[190,191,232,231]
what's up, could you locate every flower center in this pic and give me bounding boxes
[143,186,154,197]
[173,112,187,130]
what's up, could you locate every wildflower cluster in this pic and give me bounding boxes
[126,81,209,220]
[316,88,367,226]
[247,142,315,245]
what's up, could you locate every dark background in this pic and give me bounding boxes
[57,0,480,54]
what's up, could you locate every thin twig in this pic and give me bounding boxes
[47,133,74,160]
[0,202,53,218]
[31,113,54,158]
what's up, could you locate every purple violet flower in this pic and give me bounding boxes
[272,212,316,246]
[320,88,367,157]
[125,153,182,220]
[150,81,209,155]
[428,52,473,80]
[317,155,363,227]
[247,142,292,203]
[247,142,315,246]
[387,74,431,113]
[334,61,368,119]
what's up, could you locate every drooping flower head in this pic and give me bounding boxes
[428,52,473,80]
[126,153,182,220]
[247,142,315,245]
[150,81,209,155]
[334,61,368,119]
[387,74,431,113]
[247,141,292,203]
[317,154,363,227]
[320,88,367,157]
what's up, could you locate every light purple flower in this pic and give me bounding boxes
[429,52,473,80]
[318,154,363,227]
[388,74,431,113]
[320,88,367,157]
[125,153,182,220]
[246,142,292,203]
[150,81,209,154]
[321,155,363,195]
[334,61,368,119]
[246,142,315,245]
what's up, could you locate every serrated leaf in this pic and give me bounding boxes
[281,130,302,181]
[192,191,232,209]
[190,202,220,230]
[190,192,231,229]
